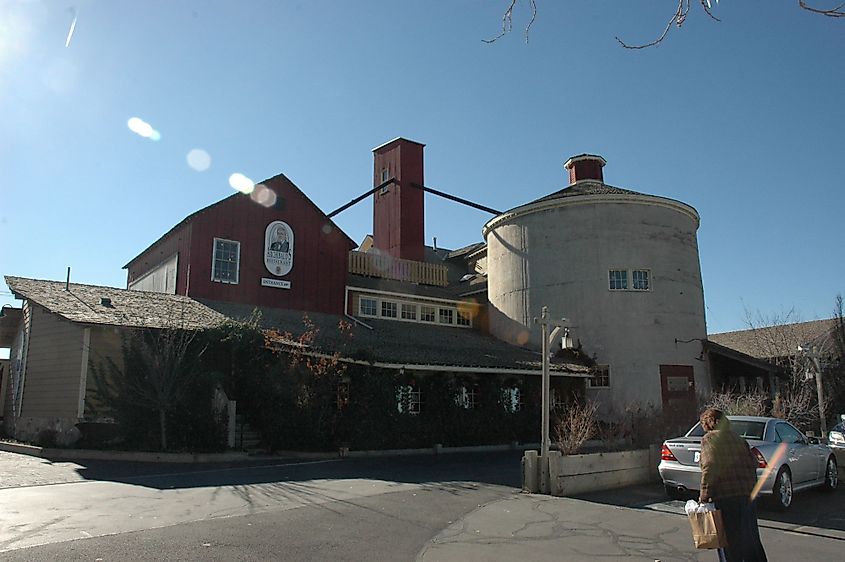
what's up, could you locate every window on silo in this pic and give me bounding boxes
[212,238,240,284]
[608,270,628,290]
[588,365,611,388]
[632,269,650,291]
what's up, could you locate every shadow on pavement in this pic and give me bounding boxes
[573,475,845,535]
[68,450,523,496]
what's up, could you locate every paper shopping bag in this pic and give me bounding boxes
[687,509,727,549]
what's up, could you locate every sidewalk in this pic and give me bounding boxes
[417,493,844,562]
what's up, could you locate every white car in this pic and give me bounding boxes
[658,416,838,510]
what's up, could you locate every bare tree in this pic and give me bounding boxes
[487,1,844,47]
[93,306,207,451]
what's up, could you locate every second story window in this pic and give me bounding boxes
[588,365,611,388]
[608,269,627,290]
[401,303,417,320]
[381,301,397,318]
[632,269,650,291]
[360,297,377,316]
[420,305,436,323]
[212,238,240,284]
[438,308,454,325]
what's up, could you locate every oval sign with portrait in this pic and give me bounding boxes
[264,221,294,276]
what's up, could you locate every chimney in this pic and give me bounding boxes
[372,137,425,262]
[564,154,606,184]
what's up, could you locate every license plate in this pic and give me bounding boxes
[694,451,700,463]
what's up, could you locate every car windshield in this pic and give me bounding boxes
[685,420,766,440]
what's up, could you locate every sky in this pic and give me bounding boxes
[1,0,843,356]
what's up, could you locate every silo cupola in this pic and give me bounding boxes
[564,154,606,184]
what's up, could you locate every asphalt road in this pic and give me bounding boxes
[0,451,522,561]
[2,450,843,561]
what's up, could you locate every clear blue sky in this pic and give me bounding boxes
[2,1,843,352]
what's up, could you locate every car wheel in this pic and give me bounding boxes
[770,467,793,511]
[664,484,686,500]
[821,456,838,492]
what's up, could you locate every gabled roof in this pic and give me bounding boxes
[202,300,590,375]
[5,276,227,330]
[708,318,841,360]
[123,173,355,269]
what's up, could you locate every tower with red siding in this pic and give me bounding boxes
[372,138,425,262]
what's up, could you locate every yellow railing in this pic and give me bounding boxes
[348,251,449,287]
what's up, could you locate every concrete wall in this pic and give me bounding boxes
[484,193,710,412]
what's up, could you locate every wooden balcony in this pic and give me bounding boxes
[348,251,449,287]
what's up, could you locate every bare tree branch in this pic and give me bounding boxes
[483,0,537,44]
[617,0,721,50]
[800,0,845,17]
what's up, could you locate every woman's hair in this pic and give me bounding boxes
[700,408,729,432]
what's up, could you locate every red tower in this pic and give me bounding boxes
[372,138,425,262]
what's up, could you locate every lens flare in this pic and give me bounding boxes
[750,442,788,501]
[321,223,332,235]
[229,173,255,194]
[186,149,211,172]
[127,117,160,141]
[250,183,277,207]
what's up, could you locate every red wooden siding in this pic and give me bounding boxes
[186,175,354,314]
[125,223,193,296]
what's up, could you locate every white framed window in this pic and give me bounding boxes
[438,308,454,325]
[456,309,471,326]
[457,385,479,409]
[420,305,436,323]
[632,269,650,291]
[502,387,522,413]
[401,303,417,320]
[381,300,398,318]
[608,269,627,290]
[359,297,377,316]
[397,385,422,415]
[212,238,240,284]
[588,365,611,388]
[379,169,390,194]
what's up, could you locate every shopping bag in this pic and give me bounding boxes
[687,509,727,549]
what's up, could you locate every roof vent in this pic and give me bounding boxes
[564,154,606,184]
[100,297,113,307]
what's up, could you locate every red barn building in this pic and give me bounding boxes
[124,174,356,315]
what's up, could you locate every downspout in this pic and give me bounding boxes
[344,286,372,330]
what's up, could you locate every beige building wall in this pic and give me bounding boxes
[85,325,126,418]
[484,193,710,413]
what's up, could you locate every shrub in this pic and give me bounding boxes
[554,400,598,455]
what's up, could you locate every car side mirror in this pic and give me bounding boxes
[807,436,820,445]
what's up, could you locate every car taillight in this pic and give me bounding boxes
[750,447,767,469]
[661,443,677,462]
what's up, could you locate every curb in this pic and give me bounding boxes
[0,442,251,463]
[1,440,535,464]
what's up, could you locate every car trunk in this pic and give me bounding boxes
[665,437,702,466]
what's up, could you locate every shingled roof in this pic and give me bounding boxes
[708,318,841,360]
[202,300,590,375]
[5,276,227,330]
[530,180,645,205]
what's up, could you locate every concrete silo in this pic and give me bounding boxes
[482,155,709,413]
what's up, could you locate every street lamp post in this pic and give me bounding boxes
[536,307,568,491]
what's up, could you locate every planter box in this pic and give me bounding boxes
[524,446,661,496]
